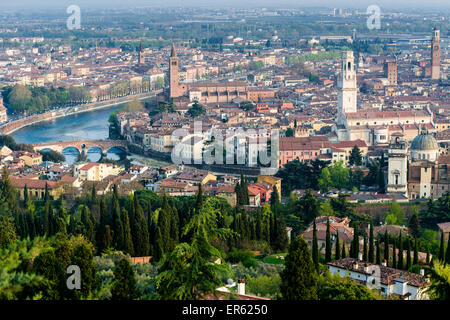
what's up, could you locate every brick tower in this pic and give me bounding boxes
[431,27,440,80]
[138,41,145,65]
[169,43,183,98]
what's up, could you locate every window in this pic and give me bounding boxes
[395,175,399,185]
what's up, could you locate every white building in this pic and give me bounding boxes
[327,258,429,300]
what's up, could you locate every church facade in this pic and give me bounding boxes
[332,50,434,146]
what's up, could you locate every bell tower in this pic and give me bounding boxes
[138,41,145,65]
[169,43,182,98]
[337,51,357,125]
[387,133,408,197]
[431,27,440,80]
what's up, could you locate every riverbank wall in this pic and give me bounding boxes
[0,90,163,135]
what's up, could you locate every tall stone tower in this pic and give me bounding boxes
[384,60,397,85]
[169,43,182,98]
[337,51,357,125]
[138,41,145,65]
[431,27,440,80]
[387,133,408,197]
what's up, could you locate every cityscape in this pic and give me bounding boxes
[0,0,449,308]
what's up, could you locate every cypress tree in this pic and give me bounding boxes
[133,200,150,256]
[384,230,389,263]
[398,232,404,270]
[413,238,419,265]
[392,240,397,269]
[363,235,368,261]
[439,232,445,261]
[335,232,341,260]
[406,238,412,270]
[195,184,203,212]
[426,249,430,265]
[341,242,347,258]
[274,214,289,252]
[23,184,28,204]
[104,225,112,249]
[312,219,319,271]
[368,221,374,263]
[121,208,134,256]
[271,186,280,207]
[376,239,381,265]
[255,208,263,241]
[325,217,332,263]
[112,200,124,250]
[280,236,318,300]
[351,225,360,259]
[91,183,97,204]
[81,205,95,243]
[235,182,243,206]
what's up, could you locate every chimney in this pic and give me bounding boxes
[237,279,245,295]
[382,259,387,267]
[358,252,363,261]
[354,260,359,270]
[420,269,425,276]
[364,263,370,273]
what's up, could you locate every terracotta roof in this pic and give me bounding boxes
[9,177,59,189]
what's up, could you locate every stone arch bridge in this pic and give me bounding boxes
[32,140,128,154]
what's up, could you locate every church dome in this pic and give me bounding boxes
[410,126,438,151]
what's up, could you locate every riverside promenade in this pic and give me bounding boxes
[0,89,163,135]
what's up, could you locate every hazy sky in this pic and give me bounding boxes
[2,0,450,9]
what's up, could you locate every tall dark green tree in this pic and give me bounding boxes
[335,232,341,260]
[368,221,375,263]
[121,208,134,256]
[384,230,390,264]
[408,212,420,239]
[280,236,318,300]
[376,239,381,265]
[111,258,136,300]
[325,218,332,263]
[363,235,368,261]
[393,240,397,269]
[312,219,319,271]
[439,232,445,262]
[406,238,412,270]
[348,145,362,166]
[413,238,419,266]
[132,199,150,256]
[341,242,347,259]
[398,232,404,270]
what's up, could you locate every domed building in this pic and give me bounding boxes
[407,126,450,200]
[410,126,439,162]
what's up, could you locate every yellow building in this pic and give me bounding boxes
[10,177,63,200]
[19,152,43,166]
[257,175,282,199]
[74,162,124,182]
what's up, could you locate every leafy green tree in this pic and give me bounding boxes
[285,128,294,137]
[186,101,206,118]
[329,161,350,190]
[426,262,450,300]
[70,244,97,299]
[318,168,332,193]
[32,249,64,300]
[280,235,318,300]
[0,216,17,249]
[317,272,379,300]
[111,258,136,300]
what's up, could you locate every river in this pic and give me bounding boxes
[11,104,125,164]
